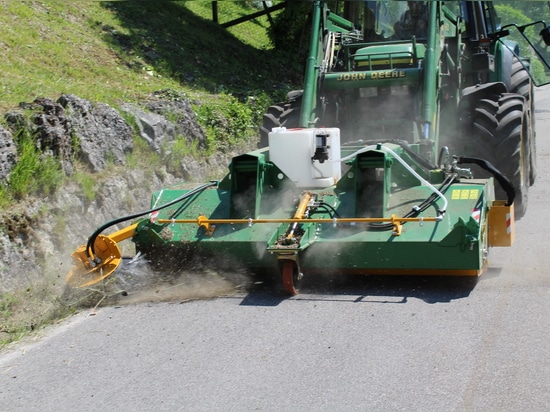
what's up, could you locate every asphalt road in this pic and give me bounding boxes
[1,87,550,411]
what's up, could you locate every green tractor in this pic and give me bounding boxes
[68,1,550,295]
[260,0,548,218]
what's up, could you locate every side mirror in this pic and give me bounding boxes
[540,26,550,46]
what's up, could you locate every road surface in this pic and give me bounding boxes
[1,88,550,411]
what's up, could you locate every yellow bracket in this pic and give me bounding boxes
[391,214,403,236]
[66,223,138,288]
[198,215,216,236]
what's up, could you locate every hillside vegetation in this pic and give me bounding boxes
[0,0,301,209]
[0,1,295,113]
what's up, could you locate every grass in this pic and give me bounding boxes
[0,280,76,348]
[0,1,294,113]
[0,0,295,202]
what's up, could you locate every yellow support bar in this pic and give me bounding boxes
[105,222,140,244]
[157,215,441,237]
[158,216,440,225]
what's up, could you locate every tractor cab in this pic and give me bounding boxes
[319,1,436,145]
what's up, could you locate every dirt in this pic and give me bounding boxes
[60,254,253,309]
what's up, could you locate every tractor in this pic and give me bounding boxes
[260,0,550,218]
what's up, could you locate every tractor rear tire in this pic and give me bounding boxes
[510,57,537,185]
[258,90,302,148]
[472,93,530,219]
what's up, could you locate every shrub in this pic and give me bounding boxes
[9,129,64,199]
[194,93,258,152]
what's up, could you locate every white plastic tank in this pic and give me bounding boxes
[268,127,341,188]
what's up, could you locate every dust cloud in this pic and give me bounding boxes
[116,255,251,305]
[61,254,255,309]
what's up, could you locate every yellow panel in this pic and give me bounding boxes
[488,201,515,247]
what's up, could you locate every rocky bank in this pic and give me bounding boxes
[0,92,253,293]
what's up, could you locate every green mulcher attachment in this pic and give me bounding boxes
[67,127,515,295]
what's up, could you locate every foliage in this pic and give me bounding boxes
[0,292,18,319]
[266,1,312,71]
[0,185,9,209]
[164,136,200,172]
[499,1,549,18]
[73,169,97,203]
[8,129,64,200]
[194,94,260,152]
[0,0,300,193]
[0,0,300,208]
[496,4,550,85]
[125,132,162,170]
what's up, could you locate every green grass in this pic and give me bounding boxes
[73,169,97,203]
[7,128,65,201]
[0,0,299,205]
[0,1,294,113]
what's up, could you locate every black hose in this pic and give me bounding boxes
[367,174,456,231]
[456,156,515,206]
[311,202,342,219]
[86,181,218,260]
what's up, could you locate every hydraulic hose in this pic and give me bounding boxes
[85,181,218,261]
[368,174,456,231]
[456,156,516,206]
[381,145,448,215]
[334,143,448,230]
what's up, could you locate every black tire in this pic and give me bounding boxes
[472,93,529,219]
[510,57,532,100]
[510,57,537,185]
[258,91,303,148]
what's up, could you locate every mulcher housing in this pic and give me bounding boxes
[68,1,550,294]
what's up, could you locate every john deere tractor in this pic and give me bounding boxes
[67,1,550,295]
[260,0,550,218]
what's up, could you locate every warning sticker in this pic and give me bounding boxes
[451,189,480,200]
